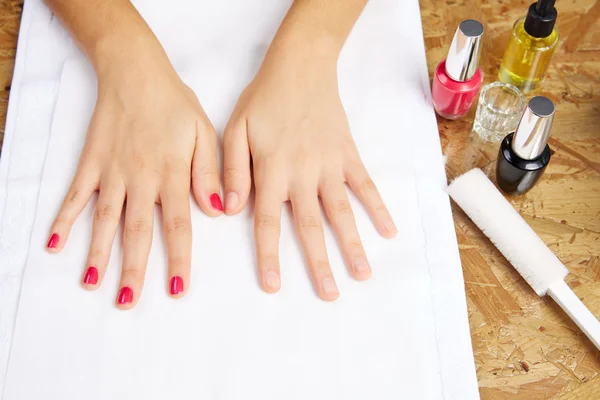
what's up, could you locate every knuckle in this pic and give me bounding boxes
[166,217,191,235]
[125,219,150,237]
[347,241,364,254]
[88,248,104,259]
[298,215,322,231]
[312,260,331,274]
[376,203,388,212]
[194,162,219,179]
[224,167,244,183]
[53,215,72,227]
[256,213,279,231]
[94,204,114,222]
[160,157,190,178]
[121,268,141,281]
[132,153,146,170]
[66,187,81,203]
[258,254,279,268]
[334,200,352,215]
[168,256,189,269]
[359,177,377,193]
[161,161,179,177]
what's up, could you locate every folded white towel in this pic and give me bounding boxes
[1,1,479,399]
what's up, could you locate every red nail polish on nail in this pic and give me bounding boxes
[47,233,59,249]
[170,276,184,295]
[117,287,133,304]
[83,267,99,285]
[210,193,223,211]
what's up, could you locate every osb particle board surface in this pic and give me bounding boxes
[0,0,599,398]
[421,0,600,398]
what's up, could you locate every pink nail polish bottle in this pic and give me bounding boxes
[432,19,484,120]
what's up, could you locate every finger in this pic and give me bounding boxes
[254,180,283,294]
[223,117,251,215]
[47,156,100,253]
[160,177,192,299]
[320,180,371,281]
[82,177,126,290]
[117,185,157,310]
[191,119,223,217]
[345,161,397,238]
[290,191,339,301]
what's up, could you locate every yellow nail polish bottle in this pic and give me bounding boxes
[499,0,559,93]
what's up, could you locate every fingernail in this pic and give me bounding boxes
[210,193,223,212]
[353,257,370,274]
[225,191,239,213]
[47,233,59,249]
[83,266,99,285]
[322,278,339,295]
[265,271,280,291]
[385,221,397,236]
[170,276,184,295]
[117,287,133,304]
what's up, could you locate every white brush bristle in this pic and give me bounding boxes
[447,169,568,296]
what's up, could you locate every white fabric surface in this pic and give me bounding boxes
[0,1,479,399]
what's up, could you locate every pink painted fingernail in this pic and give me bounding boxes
[170,276,184,295]
[83,266,99,285]
[117,287,133,304]
[225,191,239,213]
[210,193,223,211]
[47,233,59,249]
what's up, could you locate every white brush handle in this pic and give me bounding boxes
[547,280,600,350]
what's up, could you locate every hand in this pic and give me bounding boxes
[223,49,397,301]
[46,56,221,309]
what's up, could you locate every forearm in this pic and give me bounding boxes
[45,0,171,78]
[268,0,368,65]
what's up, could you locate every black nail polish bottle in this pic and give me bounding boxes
[496,96,555,195]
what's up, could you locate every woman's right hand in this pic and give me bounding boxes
[46,52,221,310]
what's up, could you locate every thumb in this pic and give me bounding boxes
[223,117,251,215]
[192,120,223,216]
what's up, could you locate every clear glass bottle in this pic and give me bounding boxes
[499,0,559,93]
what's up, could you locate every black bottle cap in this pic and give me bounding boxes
[524,0,558,38]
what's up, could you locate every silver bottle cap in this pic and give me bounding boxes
[445,20,484,82]
[512,96,555,160]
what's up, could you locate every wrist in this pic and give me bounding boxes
[91,29,174,84]
[263,31,340,78]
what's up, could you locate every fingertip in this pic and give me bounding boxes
[209,192,224,213]
[193,189,224,217]
[262,270,281,294]
[82,283,100,291]
[116,286,136,310]
[320,291,340,302]
[46,232,62,252]
[82,266,101,290]
[225,191,239,215]
[380,220,398,238]
[169,276,186,298]
[319,277,340,301]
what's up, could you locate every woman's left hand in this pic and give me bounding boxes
[222,45,397,301]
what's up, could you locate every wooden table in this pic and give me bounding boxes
[1,0,599,398]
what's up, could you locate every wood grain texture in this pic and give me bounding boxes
[421,0,600,398]
[0,0,598,398]
[0,0,21,152]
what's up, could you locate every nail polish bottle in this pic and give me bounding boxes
[499,0,559,93]
[496,96,555,195]
[432,19,484,120]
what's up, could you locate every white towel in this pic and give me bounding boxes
[0,1,478,399]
